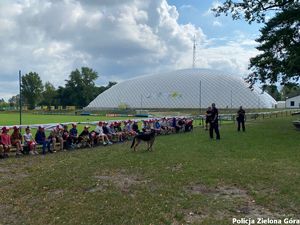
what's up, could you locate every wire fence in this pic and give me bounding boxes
[196,109,300,127]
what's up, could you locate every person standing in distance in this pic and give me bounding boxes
[209,103,220,140]
[236,106,246,132]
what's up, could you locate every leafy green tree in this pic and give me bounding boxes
[40,82,57,109]
[212,0,296,23]
[8,95,19,107]
[262,84,282,100]
[64,67,100,108]
[281,83,300,98]
[53,68,117,108]
[96,81,118,94]
[0,99,9,109]
[213,0,300,86]
[21,72,43,109]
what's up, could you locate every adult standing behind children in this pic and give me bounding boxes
[236,106,246,132]
[209,103,220,140]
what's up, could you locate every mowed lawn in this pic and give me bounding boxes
[0,116,299,225]
[0,112,131,126]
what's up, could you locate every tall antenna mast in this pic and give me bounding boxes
[192,35,196,68]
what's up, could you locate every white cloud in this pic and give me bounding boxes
[203,0,221,16]
[179,4,198,11]
[0,0,257,100]
[212,20,222,27]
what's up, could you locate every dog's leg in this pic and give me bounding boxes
[149,138,155,151]
[130,137,136,149]
[134,139,140,151]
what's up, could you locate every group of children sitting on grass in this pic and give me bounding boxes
[0,117,193,158]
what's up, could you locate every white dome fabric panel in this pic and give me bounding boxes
[85,69,276,109]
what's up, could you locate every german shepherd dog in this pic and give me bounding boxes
[130,130,156,151]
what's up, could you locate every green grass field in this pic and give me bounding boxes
[0,112,131,126]
[0,116,299,225]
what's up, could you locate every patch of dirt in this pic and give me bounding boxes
[44,189,65,201]
[92,171,151,193]
[183,184,281,224]
[51,189,64,195]
[185,184,215,194]
[86,184,107,193]
[0,166,29,183]
[0,168,10,173]
[0,204,23,225]
[184,212,207,224]
[166,163,183,172]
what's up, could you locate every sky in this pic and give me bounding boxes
[0,0,263,101]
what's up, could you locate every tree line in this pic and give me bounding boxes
[7,67,117,110]
[213,0,299,88]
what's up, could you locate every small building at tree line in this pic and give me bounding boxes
[286,95,300,109]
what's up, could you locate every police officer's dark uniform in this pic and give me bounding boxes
[205,107,212,130]
[237,106,246,132]
[209,104,220,140]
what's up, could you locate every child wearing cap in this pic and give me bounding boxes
[154,119,162,135]
[0,127,11,158]
[49,125,64,151]
[107,123,123,142]
[23,127,38,155]
[123,120,136,139]
[160,118,170,134]
[132,121,140,133]
[35,126,52,154]
[69,123,78,146]
[141,120,150,133]
[102,122,114,143]
[11,126,23,156]
[62,125,72,150]
[112,122,125,141]
[95,122,112,145]
[78,126,92,148]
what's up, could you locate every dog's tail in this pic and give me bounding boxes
[130,137,136,148]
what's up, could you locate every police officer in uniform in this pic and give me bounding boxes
[209,103,220,140]
[205,106,212,130]
[236,106,246,132]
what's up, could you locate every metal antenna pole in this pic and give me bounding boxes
[19,70,22,130]
[192,35,196,68]
[230,90,233,109]
[199,80,202,114]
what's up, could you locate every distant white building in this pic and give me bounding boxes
[276,101,286,109]
[286,95,300,108]
[85,68,276,110]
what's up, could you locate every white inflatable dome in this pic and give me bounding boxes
[85,68,276,109]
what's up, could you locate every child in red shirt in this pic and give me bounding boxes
[11,126,23,156]
[0,127,11,158]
